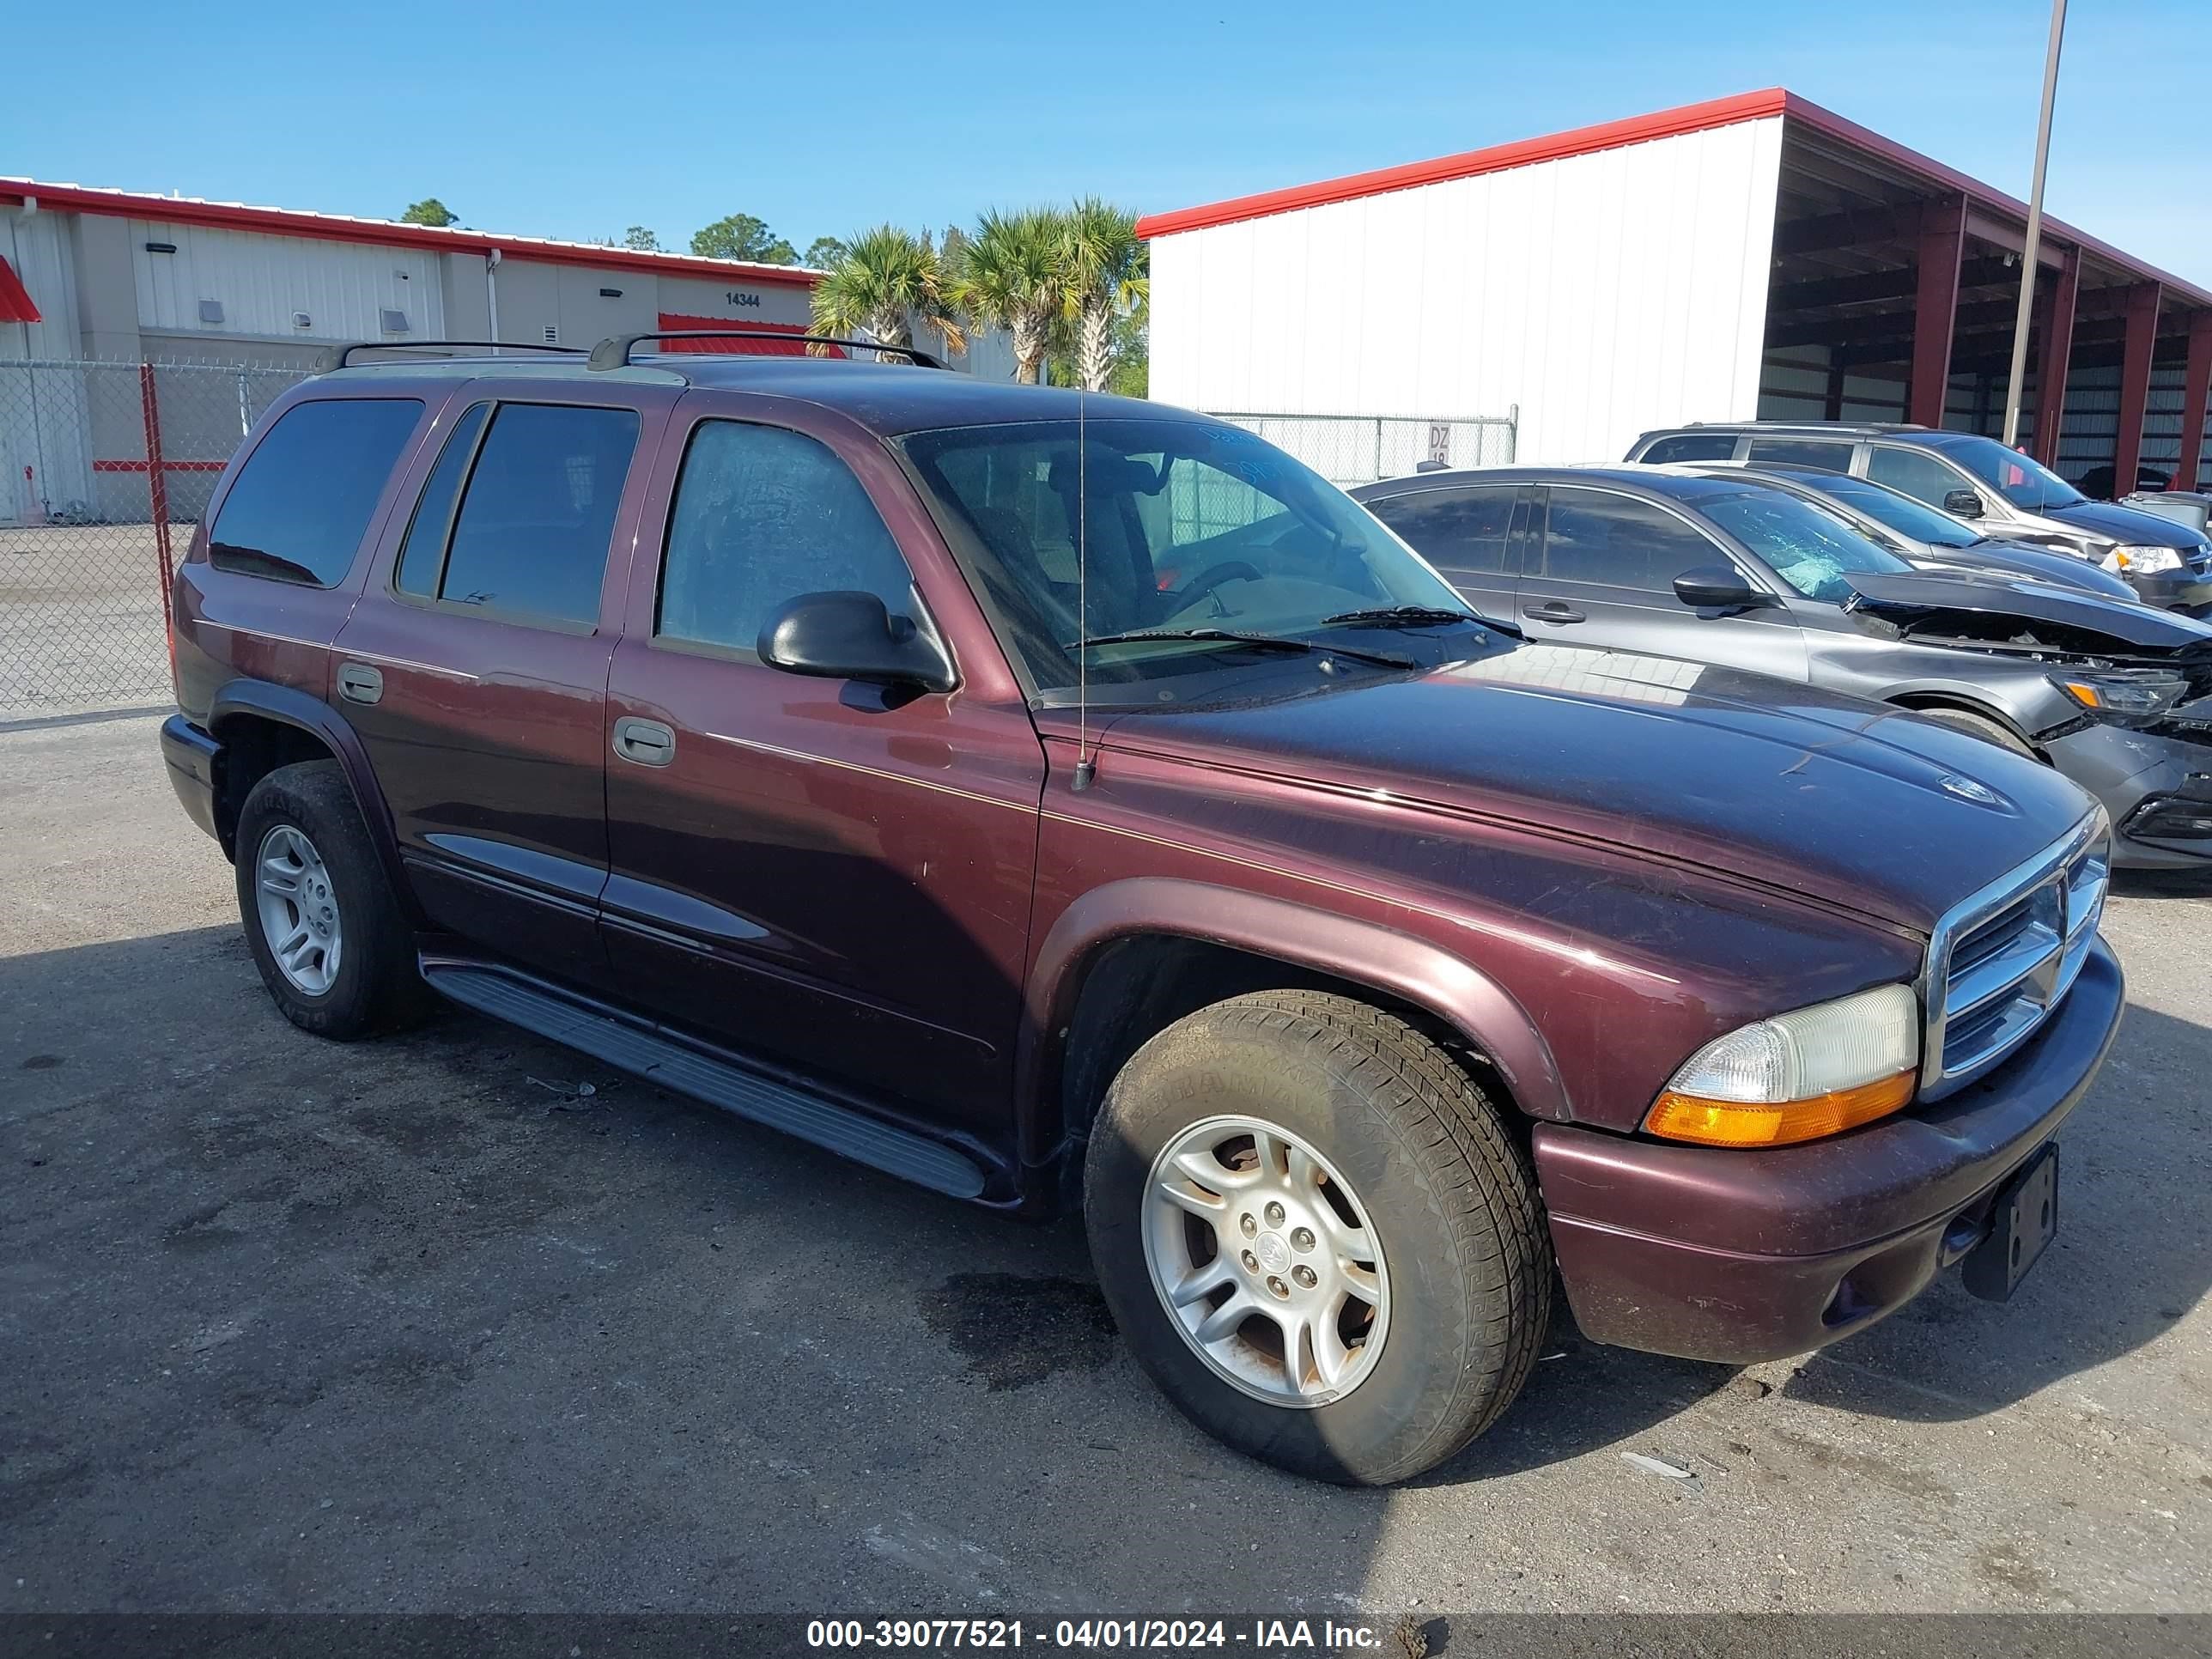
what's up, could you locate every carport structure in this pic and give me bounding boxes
[1140,88,2212,484]
[1763,93,2212,491]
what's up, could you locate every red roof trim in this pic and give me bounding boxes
[1133,88,1791,240]
[0,254,40,325]
[0,179,820,290]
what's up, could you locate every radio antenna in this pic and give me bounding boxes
[1071,386,1096,791]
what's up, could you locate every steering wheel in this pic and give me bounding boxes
[1167,560,1262,611]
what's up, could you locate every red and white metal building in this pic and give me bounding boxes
[1139,89,2212,491]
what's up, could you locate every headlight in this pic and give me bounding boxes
[2101,545,2185,574]
[1644,984,1919,1147]
[2052,670,2188,718]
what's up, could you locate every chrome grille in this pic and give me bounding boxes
[1923,812,2108,1098]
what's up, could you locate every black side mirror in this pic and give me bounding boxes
[758,590,955,692]
[1673,566,1776,612]
[1942,488,1986,517]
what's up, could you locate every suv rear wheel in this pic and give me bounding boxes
[234,760,423,1040]
[1085,990,1549,1485]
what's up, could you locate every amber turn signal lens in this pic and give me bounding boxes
[1644,1069,1917,1148]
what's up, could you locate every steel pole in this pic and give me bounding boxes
[2002,0,2068,449]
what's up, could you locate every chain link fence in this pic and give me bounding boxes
[1204,410,1517,488]
[1,359,305,720]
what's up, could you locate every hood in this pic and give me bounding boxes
[1099,641,2095,933]
[1844,568,2212,654]
[2044,498,2211,550]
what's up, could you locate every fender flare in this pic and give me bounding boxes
[1016,877,1572,1164]
[1882,687,2045,751]
[208,678,413,908]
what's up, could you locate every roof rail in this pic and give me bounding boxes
[312,341,587,373]
[586,330,945,372]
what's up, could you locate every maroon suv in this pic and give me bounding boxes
[160,335,2124,1484]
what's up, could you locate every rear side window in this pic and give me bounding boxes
[1365,486,1517,574]
[394,402,491,598]
[209,398,423,586]
[658,420,916,656]
[1638,433,1738,465]
[435,404,639,624]
[1746,438,1854,472]
[1866,446,1972,509]
[1536,489,1722,591]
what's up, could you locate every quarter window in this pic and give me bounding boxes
[1867,447,1973,510]
[1364,486,1516,574]
[209,398,423,586]
[658,421,918,656]
[434,403,638,624]
[1746,438,1854,473]
[1536,489,1723,591]
[1638,433,1739,465]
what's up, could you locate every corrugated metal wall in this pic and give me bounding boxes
[1149,117,1785,465]
[129,218,447,347]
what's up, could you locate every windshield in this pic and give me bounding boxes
[1796,472,1980,548]
[1699,489,1913,604]
[900,417,1471,697]
[1942,435,2086,511]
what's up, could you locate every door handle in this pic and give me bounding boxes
[337,662,383,704]
[612,717,676,767]
[1522,601,1585,624]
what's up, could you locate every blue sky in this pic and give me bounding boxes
[6,0,2206,282]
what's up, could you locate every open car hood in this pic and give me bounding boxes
[1842,569,2212,658]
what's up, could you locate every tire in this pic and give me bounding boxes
[234,759,424,1041]
[1084,989,1550,1485]
[1914,705,2037,758]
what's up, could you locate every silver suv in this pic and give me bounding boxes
[1625,423,2212,614]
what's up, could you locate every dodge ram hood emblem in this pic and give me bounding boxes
[1938,773,2005,806]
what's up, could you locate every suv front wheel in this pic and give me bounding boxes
[1085,990,1550,1484]
[234,760,423,1040]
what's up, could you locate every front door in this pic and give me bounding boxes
[334,387,668,987]
[1515,484,1812,682]
[599,397,1046,1134]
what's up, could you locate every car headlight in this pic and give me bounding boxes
[2052,670,2188,718]
[1644,984,1919,1147]
[2101,544,2185,574]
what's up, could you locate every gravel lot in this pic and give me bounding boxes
[3,714,2211,1630]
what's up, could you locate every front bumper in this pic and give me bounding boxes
[2045,721,2212,868]
[1534,937,2124,1364]
[2124,566,2212,614]
[159,714,223,845]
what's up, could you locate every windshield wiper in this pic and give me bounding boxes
[1322,604,1525,640]
[1066,628,1414,670]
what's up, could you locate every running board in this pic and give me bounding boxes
[421,961,989,1200]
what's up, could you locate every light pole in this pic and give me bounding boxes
[2002,0,2069,450]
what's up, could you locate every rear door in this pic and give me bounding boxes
[1516,484,1811,680]
[333,383,674,987]
[598,393,1046,1133]
[1358,482,1523,620]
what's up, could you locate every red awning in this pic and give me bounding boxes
[0,256,39,324]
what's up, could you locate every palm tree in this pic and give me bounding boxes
[1062,199,1148,393]
[809,225,965,362]
[958,208,1069,385]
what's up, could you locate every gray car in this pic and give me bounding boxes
[1352,465,2212,870]
[1624,422,2212,613]
[1686,462,2142,602]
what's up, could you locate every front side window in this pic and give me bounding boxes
[1638,433,1739,464]
[1747,438,1854,473]
[659,421,917,656]
[209,398,423,586]
[435,403,638,624]
[901,417,1468,697]
[1535,489,1723,591]
[1699,489,1911,603]
[1937,435,2086,512]
[1867,445,1979,512]
[1364,486,1516,575]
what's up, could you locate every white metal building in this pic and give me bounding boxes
[1140,89,2212,491]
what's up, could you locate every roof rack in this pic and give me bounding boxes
[313,340,586,373]
[585,330,945,372]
